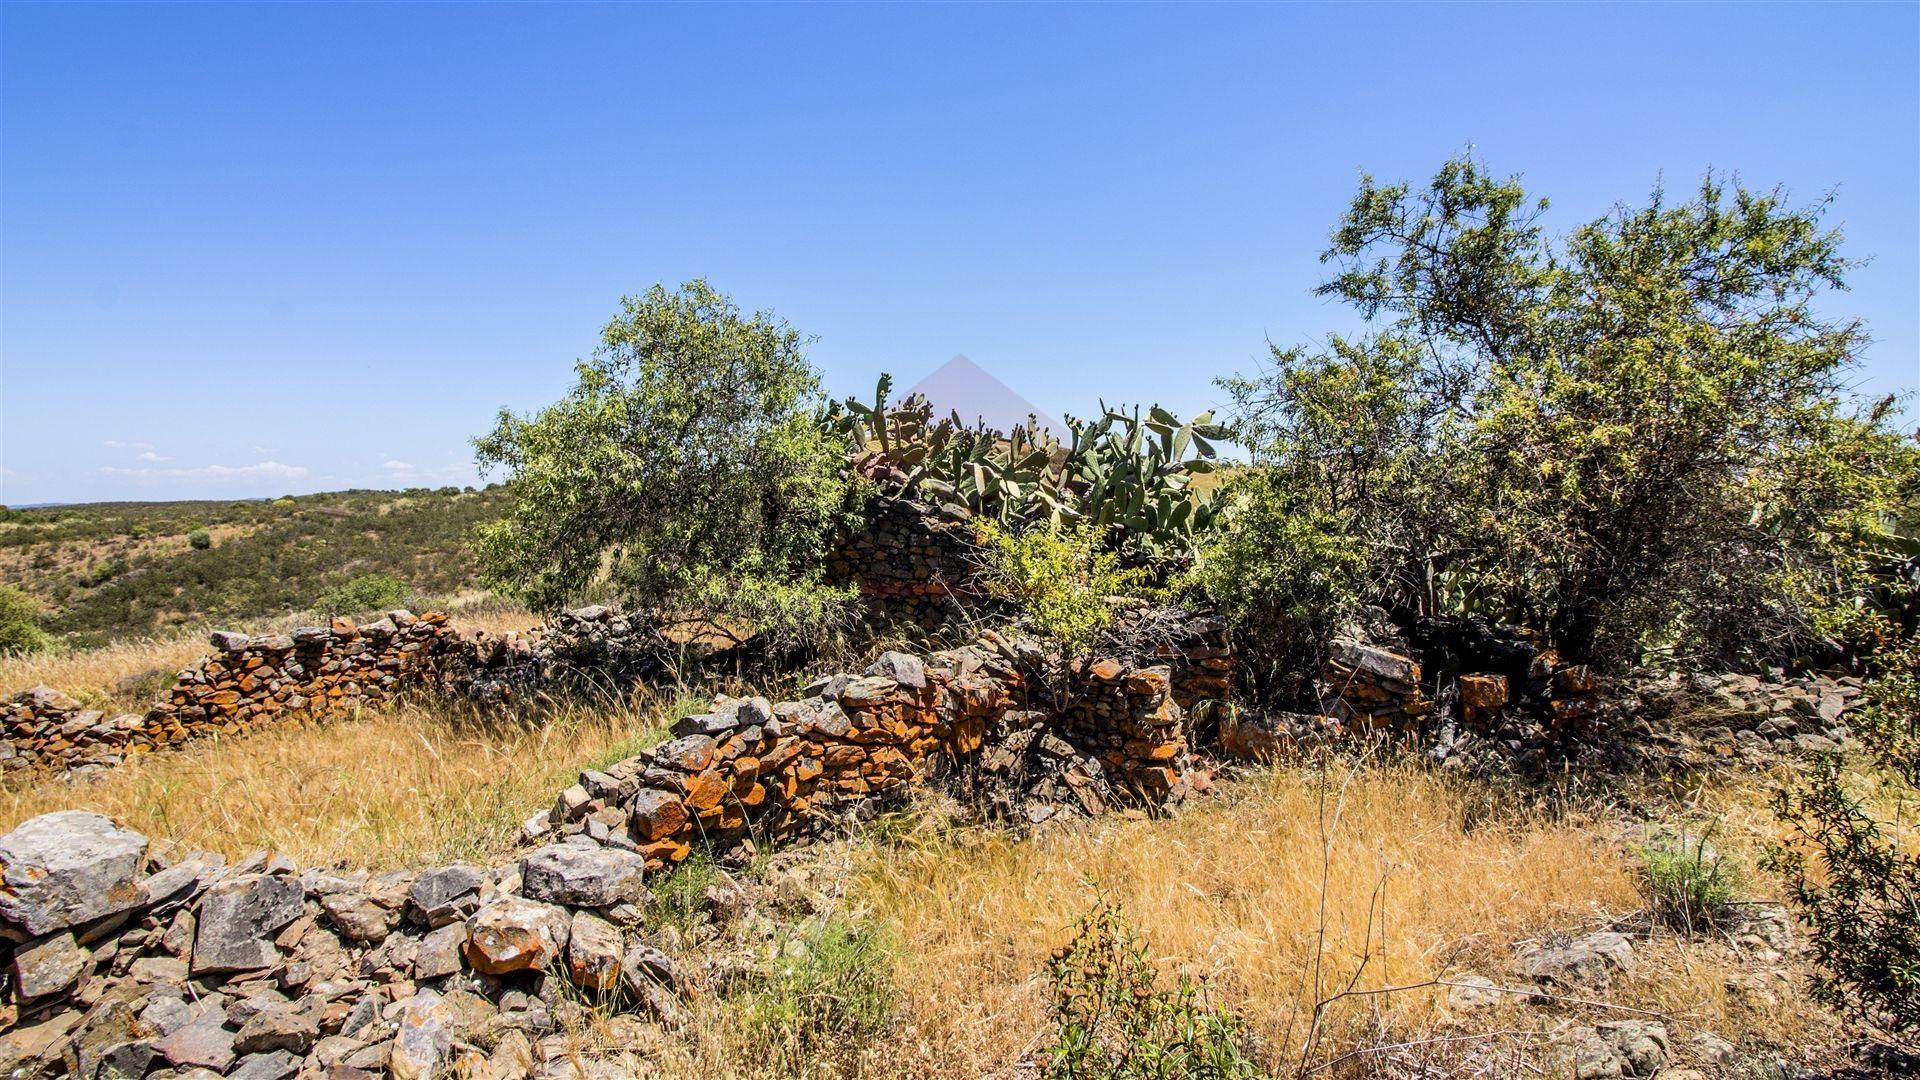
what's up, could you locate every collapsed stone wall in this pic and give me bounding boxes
[540,635,1199,869]
[2,613,464,777]
[0,809,699,1079]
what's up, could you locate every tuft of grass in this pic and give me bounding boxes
[1635,827,1741,935]
[650,850,722,932]
[746,914,899,1074]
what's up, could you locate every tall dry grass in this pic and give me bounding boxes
[847,759,1831,1076]
[0,694,689,869]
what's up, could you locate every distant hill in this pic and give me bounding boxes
[0,487,508,647]
[902,355,1060,434]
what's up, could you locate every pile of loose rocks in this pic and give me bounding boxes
[537,634,1205,869]
[3,613,464,779]
[0,811,694,1080]
[1619,669,1863,769]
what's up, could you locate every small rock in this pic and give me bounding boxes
[409,865,486,924]
[1597,1020,1668,1077]
[865,652,927,689]
[414,920,469,980]
[156,1010,238,1072]
[233,1006,318,1054]
[1515,931,1635,989]
[466,896,570,975]
[228,1049,301,1080]
[1443,973,1504,1011]
[11,930,90,998]
[566,910,624,993]
[320,891,399,943]
[389,989,453,1080]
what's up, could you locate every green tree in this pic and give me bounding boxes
[474,281,854,648]
[0,585,53,655]
[1215,155,1918,672]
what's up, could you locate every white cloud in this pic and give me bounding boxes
[382,459,415,472]
[99,460,309,481]
[138,451,174,462]
[103,439,155,451]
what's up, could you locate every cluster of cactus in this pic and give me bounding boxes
[826,375,1227,562]
[1063,403,1227,561]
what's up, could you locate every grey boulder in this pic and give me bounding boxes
[0,811,149,935]
[192,874,305,974]
[520,844,649,908]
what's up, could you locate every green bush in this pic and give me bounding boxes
[1634,829,1740,934]
[187,528,213,550]
[976,520,1146,656]
[0,586,53,655]
[1041,901,1261,1080]
[1767,631,1920,1046]
[1215,154,1919,675]
[1767,761,1920,1043]
[316,573,413,617]
[1185,468,1367,705]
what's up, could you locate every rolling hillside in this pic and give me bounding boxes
[0,486,509,648]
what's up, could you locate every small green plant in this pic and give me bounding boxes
[1634,828,1740,934]
[1041,900,1262,1080]
[316,573,413,616]
[0,585,53,655]
[1766,761,1920,1045]
[976,520,1147,656]
[648,850,720,932]
[187,528,213,550]
[749,915,897,1067]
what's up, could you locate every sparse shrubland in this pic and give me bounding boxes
[3,159,1916,1077]
[0,584,52,656]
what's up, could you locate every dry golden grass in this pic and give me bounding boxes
[0,696,685,869]
[0,628,215,709]
[846,760,1837,1076]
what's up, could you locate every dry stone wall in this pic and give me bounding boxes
[538,634,1202,869]
[825,495,991,633]
[3,613,464,777]
[0,810,701,1079]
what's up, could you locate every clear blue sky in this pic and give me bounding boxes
[3,2,1915,505]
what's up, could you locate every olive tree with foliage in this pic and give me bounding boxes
[1208,155,1918,677]
[474,281,855,650]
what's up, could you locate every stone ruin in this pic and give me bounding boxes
[0,619,1227,1079]
[824,495,986,634]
